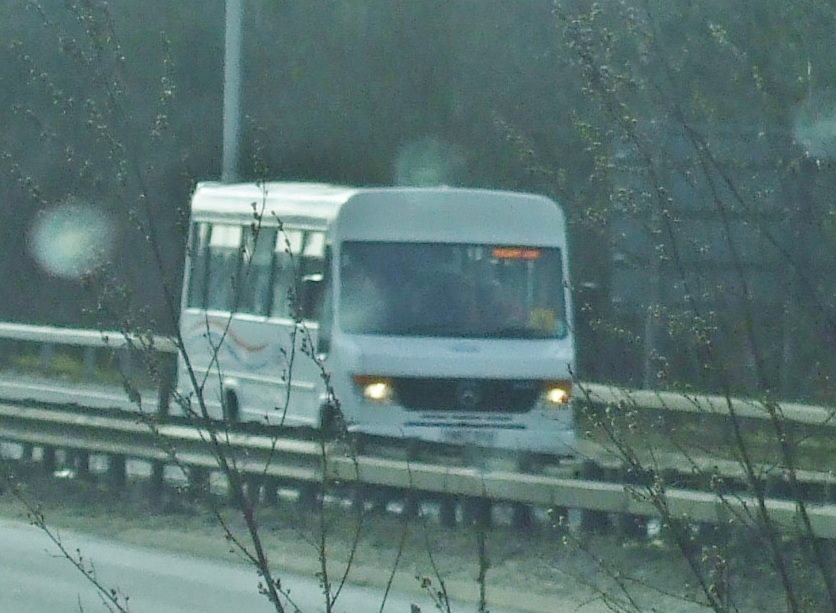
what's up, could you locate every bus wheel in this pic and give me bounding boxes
[223,389,240,423]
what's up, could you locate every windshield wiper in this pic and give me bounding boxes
[395,324,548,339]
[482,325,546,339]
[398,323,460,336]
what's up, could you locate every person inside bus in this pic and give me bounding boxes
[339,258,389,334]
[480,279,528,333]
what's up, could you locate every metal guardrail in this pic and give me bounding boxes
[2,401,836,538]
[0,322,177,412]
[1,321,833,427]
[2,322,836,538]
[0,322,178,353]
[580,383,836,429]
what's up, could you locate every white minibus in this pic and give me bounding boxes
[178,182,576,456]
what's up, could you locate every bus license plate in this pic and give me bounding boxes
[441,429,495,447]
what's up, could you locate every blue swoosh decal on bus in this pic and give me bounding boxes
[186,320,283,370]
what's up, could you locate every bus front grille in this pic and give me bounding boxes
[394,378,540,413]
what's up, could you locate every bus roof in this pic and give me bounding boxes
[336,187,567,246]
[190,182,358,227]
[190,183,566,245]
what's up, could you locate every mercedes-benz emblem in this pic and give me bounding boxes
[455,380,482,410]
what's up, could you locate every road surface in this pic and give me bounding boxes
[0,518,542,613]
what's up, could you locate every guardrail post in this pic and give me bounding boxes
[511,502,533,532]
[149,461,165,505]
[439,495,457,528]
[659,468,703,553]
[805,479,826,505]
[188,466,210,497]
[108,454,127,490]
[156,353,177,417]
[263,477,278,505]
[765,473,792,500]
[243,475,262,507]
[119,348,132,379]
[297,481,318,511]
[617,506,648,539]
[824,479,834,504]
[618,465,653,539]
[580,460,611,534]
[823,485,836,562]
[348,483,370,512]
[548,505,569,532]
[39,343,54,373]
[463,496,492,529]
[83,347,96,382]
[42,446,56,474]
[74,450,91,481]
[20,443,34,462]
[403,490,420,519]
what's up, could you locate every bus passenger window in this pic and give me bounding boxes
[186,223,210,308]
[238,226,277,316]
[316,247,333,354]
[268,229,325,321]
[206,224,242,312]
[298,232,325,321]
[270,229,302,319]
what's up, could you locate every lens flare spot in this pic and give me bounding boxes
[394,136,465,187]
[29,201,115,279]
[793,89,836,160]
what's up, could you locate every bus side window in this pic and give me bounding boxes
[298,231,325,321]
[271,229,302,319]
[269,229,325,321]
[186,223,210,308]
[316,246,333,354]
[238,226,278,316]
[206,224,243,312]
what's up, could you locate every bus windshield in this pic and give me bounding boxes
[339,241,567,339]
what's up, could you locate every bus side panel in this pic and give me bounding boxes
[176,311,324,428]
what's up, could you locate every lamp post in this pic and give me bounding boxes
[222,0,242,183]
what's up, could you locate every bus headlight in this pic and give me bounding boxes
[541,380,572,407]
[353,375,395,403]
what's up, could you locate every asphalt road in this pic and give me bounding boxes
[0,518,532,613]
